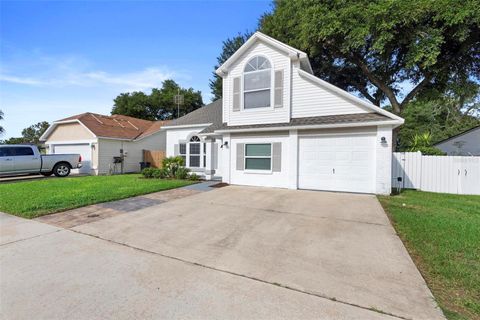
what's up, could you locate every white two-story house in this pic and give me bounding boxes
[163,32,403,194]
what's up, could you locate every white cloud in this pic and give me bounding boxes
[0,75,46,86]
[0,53,176,91]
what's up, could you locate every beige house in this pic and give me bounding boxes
[40,113,168,175]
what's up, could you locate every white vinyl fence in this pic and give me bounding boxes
[392,152,480,195]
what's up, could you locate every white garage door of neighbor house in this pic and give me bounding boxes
[298,134,376,193]
[53,144,91,174]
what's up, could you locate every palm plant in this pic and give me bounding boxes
[0,110,4,135]
[409,132,432,151]
[408,132,444,155]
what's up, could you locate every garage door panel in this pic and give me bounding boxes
[299,134,375,193]
[53,144,91,174]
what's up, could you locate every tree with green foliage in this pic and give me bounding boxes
[209,32,253,101]
[22,121,50,144]
[395,95,480,150]
[1,121,50,145]
[111,80,203,120]
[0,110,4,135]
[260,0,480,115]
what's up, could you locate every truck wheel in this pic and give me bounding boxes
[53,163,71,177]
[41,172,53,177]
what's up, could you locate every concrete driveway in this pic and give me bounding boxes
[0,186,444,320]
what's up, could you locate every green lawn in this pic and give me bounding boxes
[378,191,480,320]
[0,175,194,219]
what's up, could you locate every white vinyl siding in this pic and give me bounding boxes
[223,41,291,126]
[291,70,370,118]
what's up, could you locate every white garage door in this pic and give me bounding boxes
[298,134,376,193]
[53,144,91,174]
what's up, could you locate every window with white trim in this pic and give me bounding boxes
[189,136,201,167]
[245,144,271,170]
[243,56,271,109]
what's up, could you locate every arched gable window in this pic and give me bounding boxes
[243,56,271,109]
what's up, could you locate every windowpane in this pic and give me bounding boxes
[244,56,271,72]
[190,155,200,167]
[244,70,270,91]
[244,90,270,109]
[246,144,271,157]
[0,147,15,157]
[179,144,186,155]
[258,57,271,70]
[244,63,256,72]
[14,147,34,156]
[190,143,200,155]
[180,156,186,165]
[245,158,271,170]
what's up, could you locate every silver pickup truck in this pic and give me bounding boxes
[0,144,82,177]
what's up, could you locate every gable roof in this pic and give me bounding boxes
[434,125,480,146]
[216,32,313,76]
[41,113,170,141]
[163,99,223,128]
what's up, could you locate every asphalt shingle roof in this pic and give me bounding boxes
[57,113,169,140]
[169,99,223,127]
[199,112,390,133]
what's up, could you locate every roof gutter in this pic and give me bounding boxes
[161,123,212,130]
[213,120,403,134]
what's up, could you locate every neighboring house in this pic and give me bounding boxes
[434,125,480,156]
[164,32,404,194]
[40,113,168,175]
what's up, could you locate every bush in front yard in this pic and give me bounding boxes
[152,168,167,179]
[141,167,167,179]
[141,167,156,178]
[189,173,200,181]
[162,156,184,178]
[142,157,200,181]
[174,167,190,180]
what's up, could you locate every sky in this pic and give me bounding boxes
[0,0,272,138]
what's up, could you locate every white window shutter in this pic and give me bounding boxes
[174,144,179,156]
[236,143,244,171]
[274,70,283,108]
[272,142,281,172]
[233,77,241,112]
